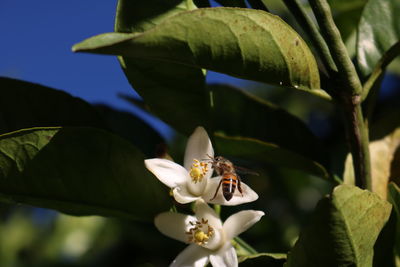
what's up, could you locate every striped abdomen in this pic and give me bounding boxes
[222,173,238,201]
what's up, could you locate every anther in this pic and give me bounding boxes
[189,159,208,183]
[186,217,214,246]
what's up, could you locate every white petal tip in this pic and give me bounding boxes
[173,187,200,204]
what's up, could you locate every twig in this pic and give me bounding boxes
[341,97,372,190]
[308,0,371,190]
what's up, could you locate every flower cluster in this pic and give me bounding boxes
[145,127,264,267]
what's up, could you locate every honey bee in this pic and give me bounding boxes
[208,156,257,201]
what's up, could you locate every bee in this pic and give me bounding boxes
[208,156,257,201]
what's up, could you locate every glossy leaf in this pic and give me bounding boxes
[285,184,392,267]
[115,0,206,135]
[344,128,400,199]
[0,77,104,134]
[74,7,320,91]
[115,0,197,33]
[210,84,327,164]
[95,104,164,158]
[357,0,400,76]
[214,134,329,179]
[0,127,170,222]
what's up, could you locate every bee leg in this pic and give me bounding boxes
[238,176,243,197]
[210,179,223,201]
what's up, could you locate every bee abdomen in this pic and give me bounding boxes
[222,174,237,201]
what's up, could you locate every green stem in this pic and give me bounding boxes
[362,42,400,101]
[307,0,371,189]
[342,97,372,190]
[213,204,221,216]
[282,0,337,73]
[364,74,383,123]
[309,0,362,94]
[206,85,218,152]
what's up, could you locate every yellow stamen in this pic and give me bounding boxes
[186,218,214,246]
[194,230,209,243]
[189,159,208,183]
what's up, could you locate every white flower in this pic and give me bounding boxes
[155,200,265,267]
[144,126,258,205]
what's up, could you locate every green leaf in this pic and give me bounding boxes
[95,104,164,158]
[74,7,321,91]
[361,42,400,100]
[239,253,286,267]
[0,127,170,222]
[0,77,104,134]
[210,84,327,165]
[357,0,400,77]
[115,0,197,33]
[215,134,329,179]
[114,0,207,136]
[285,184,392,267]
[344,128,400,199]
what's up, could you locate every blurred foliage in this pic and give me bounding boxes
[0,204,187,267]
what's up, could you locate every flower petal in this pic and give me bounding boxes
[173,186,200,204]
[145,158,189,188]
[194,199,223,229]
[209,243,238,267]
[184,126,214,171]
[154,212,196,243]
[171,244,210,267]
[203,178,259,206]
[187,174,208,197]
[223,210,265,241]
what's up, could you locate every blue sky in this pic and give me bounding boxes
[0,1,248,139]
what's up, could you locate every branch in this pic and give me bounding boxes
[342,100,372,190]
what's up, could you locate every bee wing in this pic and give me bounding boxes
[234,165,259,176]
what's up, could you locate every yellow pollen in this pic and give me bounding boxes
[189,159,208,183]
[186,218,214,245]
[194,230,209,243]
